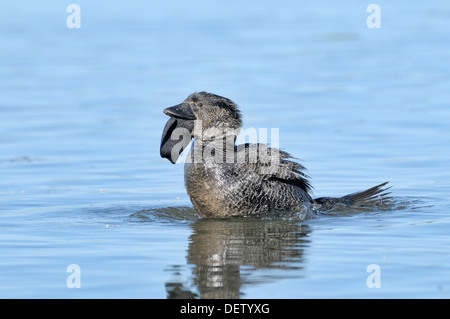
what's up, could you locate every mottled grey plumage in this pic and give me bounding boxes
[160,92,391,218]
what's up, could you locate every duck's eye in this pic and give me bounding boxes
[197,102,203,108]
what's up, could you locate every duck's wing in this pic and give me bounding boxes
[236,143,313,195]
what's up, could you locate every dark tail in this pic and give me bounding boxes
[314,182,392,211]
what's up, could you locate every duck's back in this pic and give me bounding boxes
[184,143,313,218]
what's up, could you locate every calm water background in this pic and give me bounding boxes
[1,1,450,298]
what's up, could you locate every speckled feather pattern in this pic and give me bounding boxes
[185,142,313,218]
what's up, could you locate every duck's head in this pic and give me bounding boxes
[160,92,242,163]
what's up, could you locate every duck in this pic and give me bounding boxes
[160,92,391,218]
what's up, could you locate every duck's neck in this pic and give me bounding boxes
[190,135,237,164]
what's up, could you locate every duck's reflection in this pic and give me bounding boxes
[166,218,311,299]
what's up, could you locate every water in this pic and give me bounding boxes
[1,1,450,298]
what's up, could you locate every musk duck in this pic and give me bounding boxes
[160,92,390,218]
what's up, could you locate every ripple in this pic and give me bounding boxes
[129,206,199,224]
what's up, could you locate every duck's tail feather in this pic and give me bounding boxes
[313,182,392,211]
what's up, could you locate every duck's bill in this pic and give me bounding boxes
[160,117,194,164]
[163,103,196,120]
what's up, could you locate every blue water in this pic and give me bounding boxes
[1,1,450,298]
